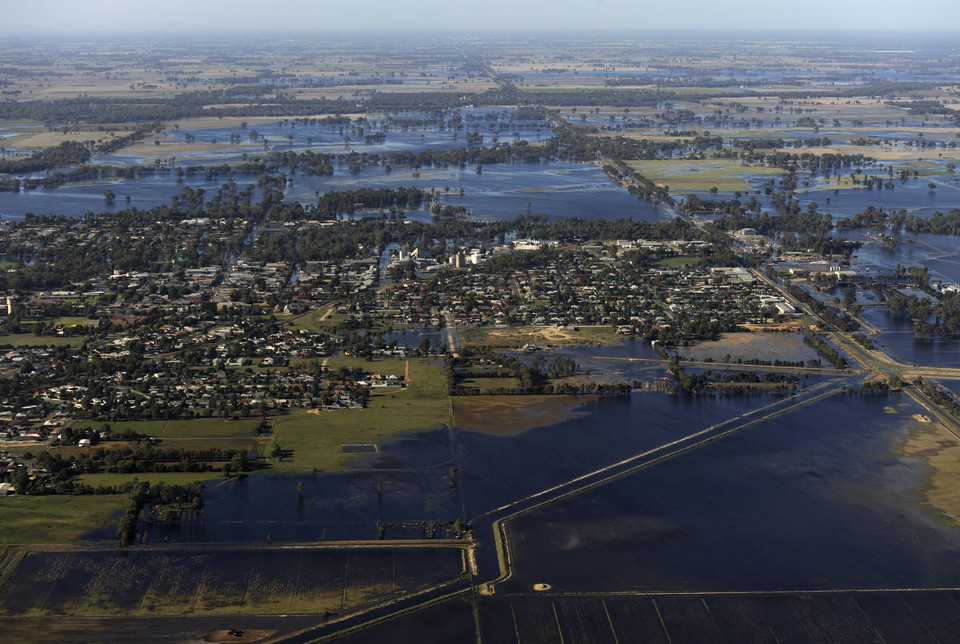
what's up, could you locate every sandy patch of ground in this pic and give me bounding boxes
[472,325,614,347]
[901,420,960,519]
[452,395,598,435]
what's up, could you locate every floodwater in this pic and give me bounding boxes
[65,340,957,596]
[4,86,960,639]
[84,426,461,544]
[860,307,960,368]
[33,337,959,643]
[500,392,960,593]
[851,230,960,285]
[0,161,663,223]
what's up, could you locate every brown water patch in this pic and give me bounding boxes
[901,420,960,519]
[452,395,598,435]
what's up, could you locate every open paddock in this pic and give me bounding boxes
[269,358,451,471]
[678,331,820,365]
[0,495,126,545]
[83,418,265,440]
[0,334,85,348]
[75,471,223,488]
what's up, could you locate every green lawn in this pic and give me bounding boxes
[75,471,224,488]
[51,317,88,327]
[0,334,85,348]
[0,495,125,544]
[656,256,702,267]
[73,418,264,439]
[460,377,521,392]
[284,306,336,332]
[325,355,408,377]
[269,358,451,471]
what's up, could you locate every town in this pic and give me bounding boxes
[4,25,960,643]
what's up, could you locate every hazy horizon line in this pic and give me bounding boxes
[4,25,960,38]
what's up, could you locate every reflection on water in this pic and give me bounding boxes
[502,393,960,592]
[861,307,960,368]
[0,161,664,223]
[77,388,960,596]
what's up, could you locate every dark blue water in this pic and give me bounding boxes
[456,392,804,520]
[861,307,960,368]
[851,230,960,285]
[502,392,960,592]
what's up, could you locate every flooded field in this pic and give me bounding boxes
[0,546,467,617]
[0,159,663,223]
[327,592,960,644]
[500,393,959,594]
[81,455,463,544]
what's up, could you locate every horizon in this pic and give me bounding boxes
[4,0,960,35]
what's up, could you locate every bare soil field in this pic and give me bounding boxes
[452,394,598,435]
[900,419,960,520]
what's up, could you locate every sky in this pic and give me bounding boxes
[3,0,960,34]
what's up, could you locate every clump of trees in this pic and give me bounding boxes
[117,480,204,546]
[800,328,847,368]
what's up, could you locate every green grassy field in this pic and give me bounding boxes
[324,355,408,376]
[626,159,786,192]
[0,334,85,348]
[0,495,125,544]
[283,306,336,332]
[0,445,41,456]
[460,377,522,392]
[655,256,702,267]
[75,471,224,488]
[70,418,263,439]
[269,358,450,471]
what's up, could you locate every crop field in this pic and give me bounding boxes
[0,546,468,617]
